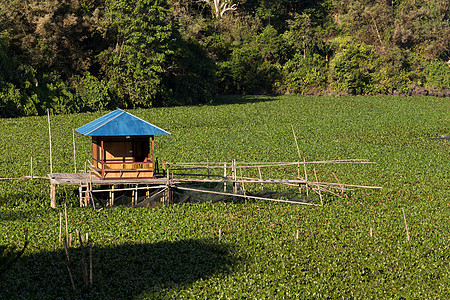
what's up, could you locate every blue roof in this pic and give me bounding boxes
[75,109,171,136]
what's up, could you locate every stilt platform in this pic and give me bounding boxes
[48,173,170,186]
[48,173,171,208]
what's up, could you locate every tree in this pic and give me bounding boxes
[98,0,177,107]
[198,0,238,19]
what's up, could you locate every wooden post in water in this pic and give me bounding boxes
[134,185,138,205]
[110,185,115,206]
[50,184,57,208]
[223,163,227,192]
[72,129,77,173]
[47,109,53,174]
[59,212,62,242]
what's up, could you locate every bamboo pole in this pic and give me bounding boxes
[65,203,69,245]
[332,172,345,197]
[175,186,321,206]
[164,159,373,169]
[223,163,227,192]
[258,166,264,190]
[76,229,88,286]
[63,239,76,291]
[173,177,381,189]
[47,109,53,174]
[402,208,410,241]
[72,129,77,173]
[219,228,222,241]
[59,212,62,243]
[314,168,323,206]
[239,167,247,204]
[30,156,33,180]
[89,242,93,287]
[303,158,309,197]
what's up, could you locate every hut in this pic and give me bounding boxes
[76,109,170,179]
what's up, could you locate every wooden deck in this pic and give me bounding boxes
[48,173,169,185]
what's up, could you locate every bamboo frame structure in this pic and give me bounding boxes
[46,156,381,208]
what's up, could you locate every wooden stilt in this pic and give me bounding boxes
[223,163,227,192]
[111,185,115,206]
[72,129,77,173]
[47,109,53,175]
[65,203,69,244]
[59,212,62,242]
[50,184,57,208]
[134,185,138,205]
[232,160,237,194]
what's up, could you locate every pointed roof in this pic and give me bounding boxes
[75,109,171,136]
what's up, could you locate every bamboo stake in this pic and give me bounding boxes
[219,228,222,241]
[111,185,115,206]
[303,158,309,197]
[59,212,62,243]
[64,203,69,245]
[370,227,373,237]
[89,242,93,287]
[291,125,302,160]
[77,230,89,286]
[296,229,299,239]
[258,166,264,190]
[402,208,410,241]
[314,168,323,206]
[332,172,345,197]
[30,156,33,180]
[223,163,227,192]
[239,168,247,204]
[47,109,53,174]
[72,129,77,173]
[63,239,76,291]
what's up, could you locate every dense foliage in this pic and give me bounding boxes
[0,96,449,298]
[0,0,449,117]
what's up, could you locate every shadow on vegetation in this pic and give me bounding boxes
[0,238,237,299]
[208,94,279,106]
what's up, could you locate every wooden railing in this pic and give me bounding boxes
[92,158,154,179]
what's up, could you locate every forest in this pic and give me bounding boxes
[0,0,449,117]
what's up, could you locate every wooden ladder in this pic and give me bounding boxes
[79,183,90,207]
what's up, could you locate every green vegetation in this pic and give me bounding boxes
[0,95,449,298]
[1,0,449,117]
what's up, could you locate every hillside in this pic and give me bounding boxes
[1,0,449,117]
